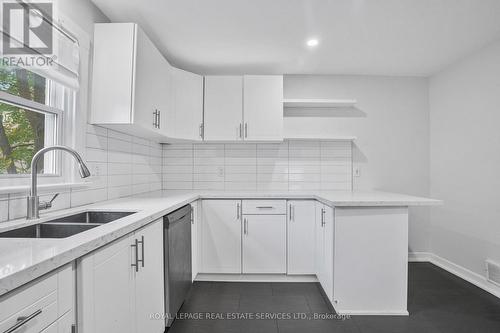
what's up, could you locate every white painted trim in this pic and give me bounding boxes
[408,252,433,262]
[195,273,318,283]
[408,252,500,299]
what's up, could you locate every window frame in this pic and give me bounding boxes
[0,87,67,180]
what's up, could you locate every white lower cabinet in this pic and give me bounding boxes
[191,200,200,281]
[315,202,335,303]
[200,200,242,273]
[77,219,164,333]
[332,207,409,315]
[0,264,75,333]
[287,200,316,274]
[242,215,286,273]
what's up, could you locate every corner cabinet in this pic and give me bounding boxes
[169,68,204,141]
[315,202,334,303]
[91,23,172,140]
[77,219,164,333]
[203,75,283,141]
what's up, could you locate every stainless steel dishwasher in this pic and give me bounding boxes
[164,204,192,328]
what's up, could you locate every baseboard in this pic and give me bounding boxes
[408,252,433,262]
[195,273,318,283]
[408,252,500,299]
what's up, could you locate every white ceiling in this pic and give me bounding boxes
[91,0,500,76]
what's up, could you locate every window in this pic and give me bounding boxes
[0,66,75,177]
[0,5,83,189]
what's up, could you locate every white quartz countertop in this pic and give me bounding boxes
[0,190,441,296]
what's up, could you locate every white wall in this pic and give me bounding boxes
[284,75,431,252]
[429,39,500,277]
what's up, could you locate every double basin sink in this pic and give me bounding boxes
[0,211,136,239]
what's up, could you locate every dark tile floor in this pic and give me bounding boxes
[168,263,500,333]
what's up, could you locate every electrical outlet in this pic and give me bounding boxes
[354,166,361,177]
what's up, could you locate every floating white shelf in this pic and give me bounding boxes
[283,98,357,108]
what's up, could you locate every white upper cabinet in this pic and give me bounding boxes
[203,75,283,142]
[243,75,283,141]
[91,23,204,142]
[169,68,204,141]
[203,76,243,141]
[91,23,172,140]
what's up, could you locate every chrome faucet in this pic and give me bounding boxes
[27,146,91,219]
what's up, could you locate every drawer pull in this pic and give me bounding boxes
[256,206,274,209]
[4,309,42,333]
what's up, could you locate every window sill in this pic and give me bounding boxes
[0,182,92,195]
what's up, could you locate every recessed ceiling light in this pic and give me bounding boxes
[306,38,319,47]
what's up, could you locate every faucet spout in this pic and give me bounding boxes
[27,146,91,219]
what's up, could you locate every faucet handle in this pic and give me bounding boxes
[39,193,59,210]
[49,193,59,204]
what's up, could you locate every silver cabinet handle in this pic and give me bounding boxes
[199,123,204,139]
[289,204,293,221]
[191,209,194,224]
[153,110,158,128]
[321,208,326,227]
[138,236,144,268]
[4,309,42,333]
[237,202,240,219]
[157,110,161,129]
[256,206,273,209]
[131,239,139,272]
[243,218,248,235]
[244,123,248,138]
[239,123,242,139]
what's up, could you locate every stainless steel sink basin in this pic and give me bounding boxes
[0,223,99,239]
[47,211,136,224]
[0,211,137,239]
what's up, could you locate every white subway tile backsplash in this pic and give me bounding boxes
[162,140,352,192]
[0,196,8,222]
[0,126,166,224]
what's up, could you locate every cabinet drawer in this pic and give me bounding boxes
[0,277,58,333]
[242,200,286,215]
[0,264,74,333]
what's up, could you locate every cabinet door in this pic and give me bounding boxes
[204,76,243,141]
[287,201,316,274]
[322,205,335,302]
[134,220,164,333]
[133,25,164,133]
[243,75,283,141]
[315,202,325,281]
[191,201,199,281]
[242,215,286,273]
[200,200,242,273]
[172,68,204,141]
[158,59,175,137]
[78,234,135,333]
[91,23,135,124]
